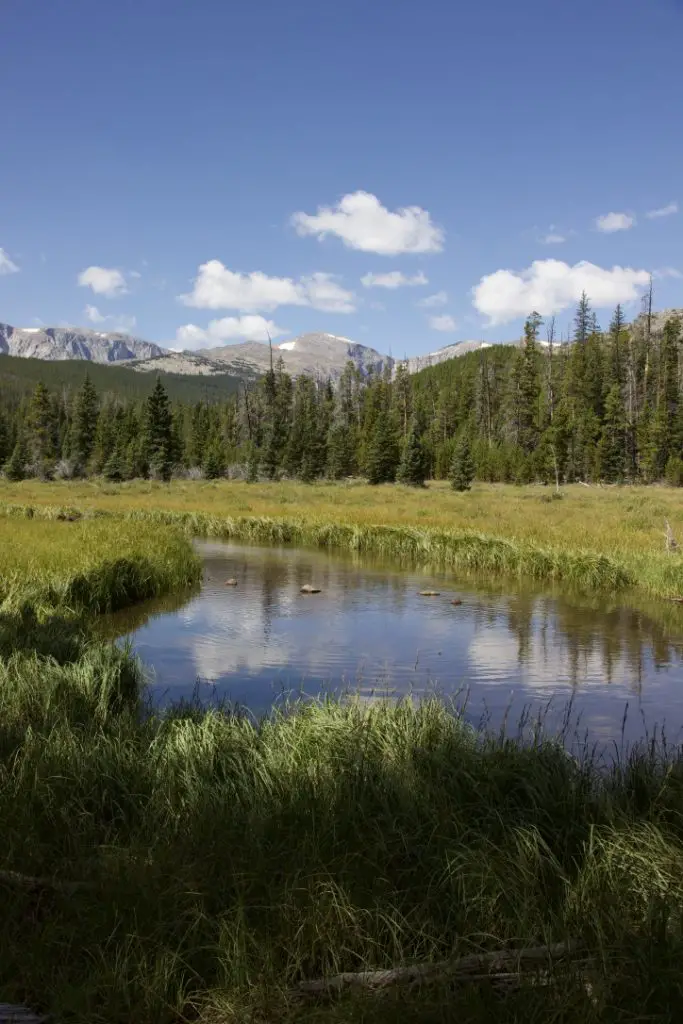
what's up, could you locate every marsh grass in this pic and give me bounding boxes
[2,479,683,596]
[0,517,201,614]
[2,684,683,1023]
[3,481,683,1021]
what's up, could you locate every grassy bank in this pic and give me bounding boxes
[3,677,683,1023]
[2,479,683,596]
[0,516,201,615]
[3,484,683,1021]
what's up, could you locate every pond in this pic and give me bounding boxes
[105,539,683,746]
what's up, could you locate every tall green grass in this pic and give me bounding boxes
[2,681,683,1023]
[0,502,638,593]
[0,516,201,614]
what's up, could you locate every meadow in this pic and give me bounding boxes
[3,481,683,1022]
[2,478,683,596]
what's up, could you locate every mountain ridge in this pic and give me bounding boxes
[0,322,163,363]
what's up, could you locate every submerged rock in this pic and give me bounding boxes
[300,584,321,594]
[451,598,463,606]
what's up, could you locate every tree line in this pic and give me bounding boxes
[1,292,682,488]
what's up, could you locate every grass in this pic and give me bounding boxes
[4,479,683,1021]
[2,478,683,596]
[0,516,201,615]
[3,680,683,1023]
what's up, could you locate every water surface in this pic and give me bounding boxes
[107,540,683,746]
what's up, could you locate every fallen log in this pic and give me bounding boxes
[0,868,94,896]
[297,940,580,995]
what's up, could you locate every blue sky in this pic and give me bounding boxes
[1,0,682,357]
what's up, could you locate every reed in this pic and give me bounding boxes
[0,517,201,614]
[2,686,683,1023]
[2,478,682,596]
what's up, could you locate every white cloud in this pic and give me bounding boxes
[303,272,356,312]
[111,314,136,334]
[541,232,566,244]
[595,211,635,233]
[646,202,678,219]
[472,259,651,326]
[173,315,288,351]
[83,305,136,333]
[361,270,428,289]
[180,261,355,313]
[418,290,448,308]
[0,248,19,275]
[77,265,128,297]
[84,304,105,323]
[653,267,683,280]
[129,269,142,279]
[429,314,457,332]
[291,190,444,255]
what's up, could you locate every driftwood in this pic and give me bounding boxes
[0,868,93,896]
[297,940,580,995]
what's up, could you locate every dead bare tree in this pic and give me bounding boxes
[665,519,679,554]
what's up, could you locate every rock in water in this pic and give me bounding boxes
[224,578,238,586]
[451,598,463,606]
[300,584,321,594]
[419,590,440,596]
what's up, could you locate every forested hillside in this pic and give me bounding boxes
[1,294,682,487]
[0,354,249,404]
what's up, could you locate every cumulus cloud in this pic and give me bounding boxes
[646,202,678,219]
[180,261,355,313]
[472,259,651,326]
[291,191,444,255]
[84,304,105,323]
[173,315,288,351]
[111,314,137,333]
[418,290,448,308]
[361,270,428,289]
[653,267,683,280]
[595,212,635,233]
[429,314,457,332]
[0,248,19,275]
[77,265,128,297]
[83,305,136,332]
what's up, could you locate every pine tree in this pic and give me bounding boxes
[596,384,627,482]
[518,311,541,453]
[4,436,28,481]
[449,433,475,491]
[573,291,592,345]
[203,437,226,479]
[608,304,626,387]
[397,418,428,486]
[0,412,9,466]
[69,374,99,471]
[327,422,356,479]
[366,410,399,484]
[103,445,125,482]
[27,381,57,477]
[145,376,174,481]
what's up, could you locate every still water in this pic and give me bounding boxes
[106,540,683,745]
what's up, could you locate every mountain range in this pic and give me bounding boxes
[0,321,499,381]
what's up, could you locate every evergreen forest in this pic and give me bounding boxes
[2,294,682,488]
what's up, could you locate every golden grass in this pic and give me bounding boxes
[1,479,681,551]
[1,479,683,596]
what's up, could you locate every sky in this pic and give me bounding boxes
[1,0,682,357]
